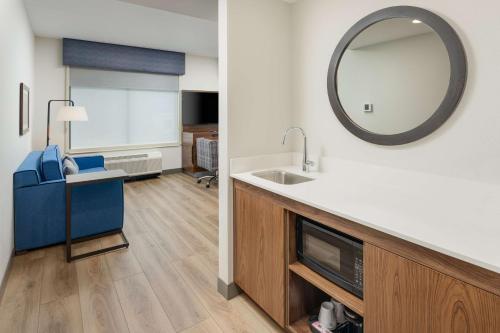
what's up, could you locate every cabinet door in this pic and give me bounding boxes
[429,273,500,332]
[234,186,285,327]
[365,244,500,333]
[365,243,432,332]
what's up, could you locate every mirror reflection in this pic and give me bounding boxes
[336,18,451,135]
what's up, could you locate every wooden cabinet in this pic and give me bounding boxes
[428,272,500,332]
[364,244,431,332]
[234,183,286,327]
[365,244,500,333]
[232,180,500,332]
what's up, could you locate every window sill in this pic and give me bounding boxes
[67,142,181,155]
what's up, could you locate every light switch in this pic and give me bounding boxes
[363,103,373,112]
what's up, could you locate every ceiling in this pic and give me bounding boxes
[116,0,217,21]
[23,0,218,57]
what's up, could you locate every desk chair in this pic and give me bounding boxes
[196,138,218,188]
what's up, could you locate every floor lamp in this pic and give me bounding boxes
[47,100,88,147]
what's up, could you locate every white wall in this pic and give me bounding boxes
[218,0,230,288]
[227,0,292,158]
[291,0,500,184]
[33,37,218,170]
[218,0,292,285]
[180,55,219,92]
[0,0,34,282]
[33,37,65,150]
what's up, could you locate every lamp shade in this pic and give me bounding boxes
[56,106,88,122]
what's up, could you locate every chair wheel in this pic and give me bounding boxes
[197,179,202,184]
[206,184,210,188]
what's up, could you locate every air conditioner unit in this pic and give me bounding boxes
[103,150,162,177]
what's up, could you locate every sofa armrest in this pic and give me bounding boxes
[14,179,67,251]
[71,179,124,239]
[74,155,105,170]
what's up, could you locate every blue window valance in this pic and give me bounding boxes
[63,38,185,75]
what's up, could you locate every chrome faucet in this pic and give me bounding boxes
[282,127,314,172]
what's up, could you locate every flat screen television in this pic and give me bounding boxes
[182,91,218,126]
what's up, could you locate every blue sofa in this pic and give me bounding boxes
[14,145,124,252]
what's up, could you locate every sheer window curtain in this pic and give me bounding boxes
[68,68,180,151]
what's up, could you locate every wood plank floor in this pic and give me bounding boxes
[0,173,283,333]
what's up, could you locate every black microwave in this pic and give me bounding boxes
[296,215,363,298]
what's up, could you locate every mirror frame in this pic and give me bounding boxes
[327,6,467,145]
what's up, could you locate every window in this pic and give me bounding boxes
[69,68,180,151]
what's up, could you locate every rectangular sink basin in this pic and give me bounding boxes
[252,170,314,185]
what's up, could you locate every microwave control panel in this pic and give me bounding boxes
[354,256,364,290]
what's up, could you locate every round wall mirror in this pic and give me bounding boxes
[327,6,467,145]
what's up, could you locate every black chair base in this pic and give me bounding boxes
[197,172,218,188]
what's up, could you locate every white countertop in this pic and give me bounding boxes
[231,158,500,274]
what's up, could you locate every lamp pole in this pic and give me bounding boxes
[47,99,74,147]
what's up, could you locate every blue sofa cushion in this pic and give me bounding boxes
[41,145,63,181]
[14,151,42,189]
[74,155,105,170]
